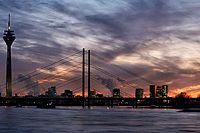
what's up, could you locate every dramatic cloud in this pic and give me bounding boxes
[1,0,200,97]
[17,74,42,96]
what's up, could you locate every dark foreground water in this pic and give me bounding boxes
[0,106,199,133]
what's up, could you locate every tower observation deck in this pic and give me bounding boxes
[3,14,16,97]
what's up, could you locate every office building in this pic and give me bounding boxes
[135,88,143,98]
[162,85,168,98]
[113,88,120,98]
[61,90,73,98]
[91,89,96,98]
[150,85,156,98]
[45,86,57,97]
[149,85,169,98]
[156,86,162,98]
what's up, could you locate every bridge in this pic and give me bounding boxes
[1,15,200,109]
[0,48,199,108]
[0,48,154,95]
[0,97,200,108]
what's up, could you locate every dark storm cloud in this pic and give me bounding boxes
[82,1,179,60]
[51,1,80,17]
[85,14,124,36]
[67,31,86,38]
[13,41,66,63]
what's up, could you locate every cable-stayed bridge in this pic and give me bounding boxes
[0,48,198,108]
[1,15,199,108]
[0,48,155,97]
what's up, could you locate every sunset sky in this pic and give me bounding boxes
[1,0,200,97]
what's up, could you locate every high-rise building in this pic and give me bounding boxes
[150,85,156,98]
[162,85,168,98]
[113,88,120,98]
[156,86,162,98]
[3,14,16,97]
[90,89,96,98]
[45,86,57,97]
[150,85,169,98]
[135,88,143,98]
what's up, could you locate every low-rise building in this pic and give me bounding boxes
[45,86,57,97]
[61,90,73,98]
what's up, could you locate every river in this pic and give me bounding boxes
[0,106,199,133]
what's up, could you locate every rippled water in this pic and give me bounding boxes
[0,106,199,133]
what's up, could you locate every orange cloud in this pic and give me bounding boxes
[170,85,200,98]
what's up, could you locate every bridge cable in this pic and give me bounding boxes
[90,64,139,89]
[0,50,82,89]
[39,75,82,95]
[90,74,133,97]
[90,52,157,85]
[14,63,82,94]
[11,55,82,88]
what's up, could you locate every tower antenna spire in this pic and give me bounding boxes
[8,14,10,31]
[3,14,16,97]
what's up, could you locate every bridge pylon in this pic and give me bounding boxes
[88,50,91,108]
[82,48,85,108]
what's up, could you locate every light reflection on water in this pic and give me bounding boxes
[0,106,200,133]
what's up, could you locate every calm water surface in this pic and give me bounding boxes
[0,106,199,133]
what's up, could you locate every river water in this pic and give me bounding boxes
[0,106,199,133]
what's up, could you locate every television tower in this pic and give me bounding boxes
[3,14,16,97]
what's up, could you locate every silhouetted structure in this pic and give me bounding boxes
[157,85,169,98]
[135,88,143,98]
[162,85,168,98]
[113,88,120,98]
[96,94,103,98]
[82,48,85,107]
[45,86,57,97]
[150,85,156,98]
[156,86,162,98]
[61,90,73,98]
[3,14,16,97]
[91,89,96,98]
[88,50,91,108]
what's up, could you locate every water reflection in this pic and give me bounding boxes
[0,106,199,133]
